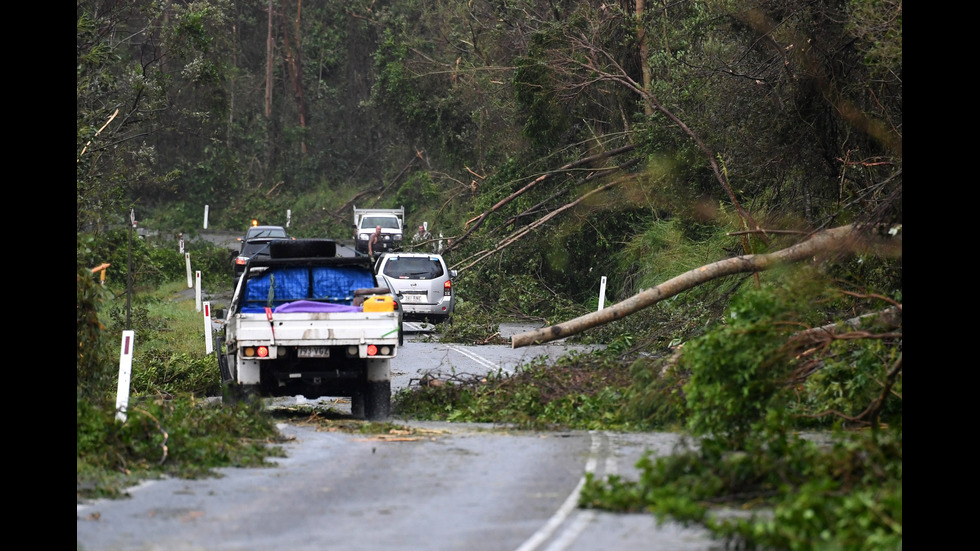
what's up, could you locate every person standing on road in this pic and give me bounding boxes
[368,225,383,259]
[411,224,432,252]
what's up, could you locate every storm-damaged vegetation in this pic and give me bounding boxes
[79,0,900,547]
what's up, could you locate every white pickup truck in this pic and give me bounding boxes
[215,239,402,419]
[353,205,405,255]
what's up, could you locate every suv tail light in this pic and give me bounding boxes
[444,279,452,296]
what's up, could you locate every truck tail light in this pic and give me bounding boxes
[346,344,393,358]
[243,346,269,357]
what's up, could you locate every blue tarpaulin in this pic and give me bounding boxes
[241,266,375,313]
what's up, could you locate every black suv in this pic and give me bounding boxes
[233,225,288,279]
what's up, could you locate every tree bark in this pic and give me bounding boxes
[282,0,308,154]
[265,0,274,119]
[512,224,893,348]
[637,0,652,117]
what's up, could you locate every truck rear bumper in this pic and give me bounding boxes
[235,356,391,398]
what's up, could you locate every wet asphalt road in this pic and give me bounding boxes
[77,419,721,551]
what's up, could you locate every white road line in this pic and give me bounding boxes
[444,344,502,371]
[513,431,603,551]
[542,510,597,551]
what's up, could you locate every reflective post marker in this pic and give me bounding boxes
[116,330,135,423]
[185,253,193,288]
[203,302,213,354]
[598,276,607,311]
[195,271,203,312]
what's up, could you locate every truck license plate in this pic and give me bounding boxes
[298,347,330,358]
[402,294,426,303]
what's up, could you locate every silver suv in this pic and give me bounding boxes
[375,253,456,323]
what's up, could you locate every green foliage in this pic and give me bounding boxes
[370,28,475,165]
[705,427,903,550]
[847,0,903,80]
[394,352,636,431]
[513,53,569,151]
[77,267,115,401]
[77,3,901,546]
[77,232,279,500]
[185,240,237,290]
[787,324,902,430]
[77,228,179,289]
[581,424,901,550]
[77,395,283,500]
[580,272,901,549]
[617,353,689,430]
[681,309,794,448]
[435,297,502,344]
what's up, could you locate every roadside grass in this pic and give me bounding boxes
[78,281,285,502]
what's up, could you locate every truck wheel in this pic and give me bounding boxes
[221,382,243,405]
[222,382,259,406]
[219,351,238,404]
[362,380,391,420]
[218,351,233,385]
[350,389,365,418]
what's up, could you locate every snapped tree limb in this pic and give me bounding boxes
[511,223,897,348]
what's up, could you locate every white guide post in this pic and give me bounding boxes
[203,301,213,354]
[115,330,135,423]
[195,271,202,312]
[203,204,210,229]
[598,276,607,311]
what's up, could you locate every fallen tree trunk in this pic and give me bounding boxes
[512,223,897,348]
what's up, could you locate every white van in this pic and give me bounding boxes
[375,253,456,324]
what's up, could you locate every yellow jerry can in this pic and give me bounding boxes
[362,294,396,312]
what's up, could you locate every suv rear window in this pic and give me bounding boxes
[381,257,444,280]
[241,242,272,256]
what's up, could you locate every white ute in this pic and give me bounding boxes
[215,239,402,419]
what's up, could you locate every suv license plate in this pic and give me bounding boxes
[402,294,426,303]
[298,347,330,358]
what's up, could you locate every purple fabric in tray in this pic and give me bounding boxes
[273,300,362,313]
